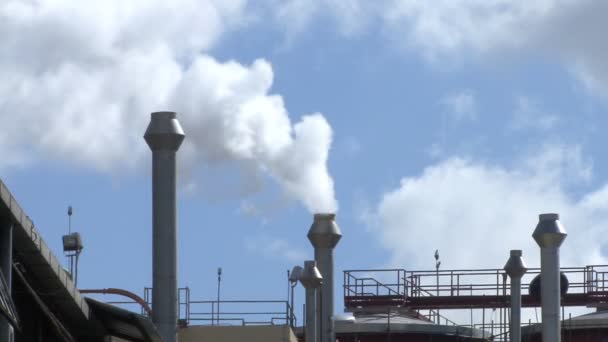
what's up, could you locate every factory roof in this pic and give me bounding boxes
[334,312,488,339]
[522,310,608,335]
[0,179,89,326]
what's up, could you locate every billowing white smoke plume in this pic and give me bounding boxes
[0,0,338,213]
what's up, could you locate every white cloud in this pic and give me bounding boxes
[271,0,372,38]
[245,235,307,262]
[384,0,608,95]
[441,90,477,122]
[273,0,608,97]
[368,144,606,272]
[0,0,338,213]
[510,96,559,131]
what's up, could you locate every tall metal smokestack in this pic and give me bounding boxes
[300,260,323,342]
[532,213,567,342]
[504,250,527,342]
[144,111,185,342]
[308,213,341,342]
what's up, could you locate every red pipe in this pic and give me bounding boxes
[79,288,153,317]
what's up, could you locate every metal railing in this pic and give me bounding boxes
[143,287,297,327]
[344,265,608,301]
[344,265,608,341]
[101,287,296,328]
[344,269,407,298]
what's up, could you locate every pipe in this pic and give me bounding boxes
[144,111,185,342]
[504,250,527,342]
[300,260,323,342]
[307,214,341,342]
[0,219,13,342]
[532,213,567,342]
[79,288,153,317]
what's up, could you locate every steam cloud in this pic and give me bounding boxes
[0,0,338,213]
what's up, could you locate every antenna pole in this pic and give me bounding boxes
[217,267,222,325]
[435,250,441,321]
[68,205,72,234]
[67,206,73,277]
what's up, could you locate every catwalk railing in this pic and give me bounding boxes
[171,287,296,327]
[344,265,608,341]
[100,287,297,328]
[344,265,608,310]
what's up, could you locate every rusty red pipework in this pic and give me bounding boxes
[79,288,153,317]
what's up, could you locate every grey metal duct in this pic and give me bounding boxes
[0,218,13,342]
[307,213,341,342]
[504,250,527,342]
[300,260,323,342]
[144,112,185,342]
[532,213,567,342]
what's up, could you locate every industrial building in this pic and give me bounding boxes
[2,111,608,342]
[0,178,163,341]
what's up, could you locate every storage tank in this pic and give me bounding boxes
[298,312,491,341]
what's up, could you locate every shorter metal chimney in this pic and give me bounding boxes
[504,250,527,342]
[308,213,341,342]
[300,260,323,342]
[532,213,567,342]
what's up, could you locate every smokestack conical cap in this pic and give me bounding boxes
[308,213,342,248]
[144,111,185,151]
[532,213,567,248]
[300,260,323,289]
[504,250,527,278]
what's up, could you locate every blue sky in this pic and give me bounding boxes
[3,0,608,321]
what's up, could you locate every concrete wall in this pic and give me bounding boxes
[179,325,297,342]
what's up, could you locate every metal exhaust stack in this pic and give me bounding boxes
[532,213,567,342]
[144,112,185,342]
[300,260,323,342]
[308,213,342,342]
[504,250,527,342]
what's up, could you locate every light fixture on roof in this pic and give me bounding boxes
[62,205,83,287]
[288,266,303,327]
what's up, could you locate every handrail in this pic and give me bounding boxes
[345,265,608,300]
[183,299,296,327]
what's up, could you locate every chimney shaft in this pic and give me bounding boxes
[308,214,341,342]
[504,250,527,342]
[533,213,567,342]
[301,260,323,342]
[144,112,185,342]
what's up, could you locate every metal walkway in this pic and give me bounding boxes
[344,265,608,311]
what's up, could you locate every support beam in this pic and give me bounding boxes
[0,216,13,342]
